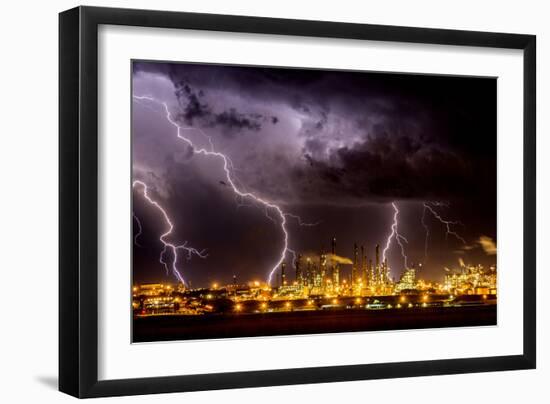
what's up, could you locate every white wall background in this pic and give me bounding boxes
[0,0,546,402]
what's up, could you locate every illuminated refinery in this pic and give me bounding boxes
[132,237,496,317]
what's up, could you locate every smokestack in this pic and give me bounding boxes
[369,259,373,285]
[360,245,365,284]
[331,237,339,287]
[307,257,312,286]
[375,244,380,271]
[281,262,286,286]
[295,254,302,283]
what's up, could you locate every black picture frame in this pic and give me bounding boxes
[59,6,536,398]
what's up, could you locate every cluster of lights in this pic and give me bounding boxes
[133,255,495,317]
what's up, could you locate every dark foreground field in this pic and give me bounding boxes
[133,305,496,342]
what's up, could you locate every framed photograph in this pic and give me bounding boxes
[59,6,536,398]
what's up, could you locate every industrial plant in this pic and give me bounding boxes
[132,237,497,317]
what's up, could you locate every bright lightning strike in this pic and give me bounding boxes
[422,202,466,244]
[132,212,143,247]
[133,95,312,286]
[133,180,207,285]
[284,213,322,227]
[287,248,298,268]
[382,202,409,271]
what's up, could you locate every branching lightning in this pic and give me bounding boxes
[382,202,409,271]
[132,212,143,247]
[422,202,466,245]
[133,180,207,285]
[284,213,322,227]
[133,95,314,286]
[287,248,298,268]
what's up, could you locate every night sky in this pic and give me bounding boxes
[131,61,497,287]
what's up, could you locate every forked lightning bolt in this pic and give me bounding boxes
[133,95,313,285]
[422,202,466,245]
[132,212,143,247]
[284,213,322,227]
[382,202,409,272]
[133,180,207,285]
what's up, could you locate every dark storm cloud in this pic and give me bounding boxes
[175,83,211,125]
[212,108,262,131]
[295,130,472,202]
[174,82,266,133]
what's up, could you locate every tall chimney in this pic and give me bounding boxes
[295,254,302,284]
[375,244,380,272]
[353,243,359,285]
